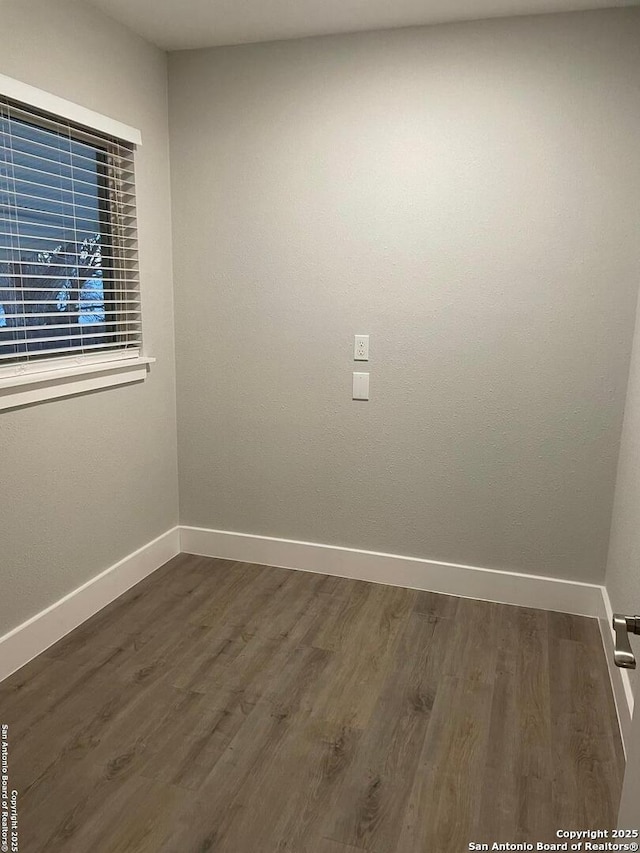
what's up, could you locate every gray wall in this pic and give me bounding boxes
[606,287,640,697]
[169,8,640,583]
[0,0,179,633]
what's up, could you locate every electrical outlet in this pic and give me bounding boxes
[354,334,369,361]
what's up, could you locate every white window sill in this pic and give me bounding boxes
[0,356,155,411]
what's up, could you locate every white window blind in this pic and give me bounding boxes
[0,94,141,369]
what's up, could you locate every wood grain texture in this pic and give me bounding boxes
[0,556,624,853]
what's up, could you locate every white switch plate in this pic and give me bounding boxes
[352,372,369,400]
[354,334,369,361]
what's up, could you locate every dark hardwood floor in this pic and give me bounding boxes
[0,555,625,852]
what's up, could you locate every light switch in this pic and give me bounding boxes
[352,372,369,400]
[354,334,369,361]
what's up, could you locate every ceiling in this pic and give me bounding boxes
[85,0,639,50]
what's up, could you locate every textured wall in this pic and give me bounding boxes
[169,8,640,582]
[606,286,640,698]
[0,0,179,633]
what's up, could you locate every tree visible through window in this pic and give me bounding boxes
[0,99,140,367]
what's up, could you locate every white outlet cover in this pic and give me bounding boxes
[354,334,369,361]
[352,372,369,400]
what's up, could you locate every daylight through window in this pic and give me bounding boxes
[0,96,140,370]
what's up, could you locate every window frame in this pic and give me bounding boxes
[0,74,153,411]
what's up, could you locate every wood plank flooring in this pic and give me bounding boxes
[0,555,625,853]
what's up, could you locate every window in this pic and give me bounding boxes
[0,90,141,379]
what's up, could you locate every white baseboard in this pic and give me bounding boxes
[0,526,180,684]
[180,526,606,617]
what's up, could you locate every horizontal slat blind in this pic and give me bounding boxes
[0,94,140,366]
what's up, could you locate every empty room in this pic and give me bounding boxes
[1,0,640,849]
